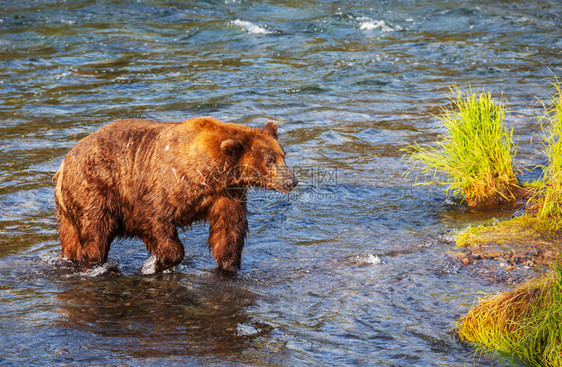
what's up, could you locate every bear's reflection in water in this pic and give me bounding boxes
[56,273,274,359]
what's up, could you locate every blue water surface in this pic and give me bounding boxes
[1,1,561,366]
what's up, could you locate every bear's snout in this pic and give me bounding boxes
[284,172,298,190]
[275,165,298,193]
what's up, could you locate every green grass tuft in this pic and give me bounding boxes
[457,265,562,366]
[455,214,562,248]
[405,87,519,207]
[532,82,562,230]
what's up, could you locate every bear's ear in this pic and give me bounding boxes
[263,121,278,139]
[220,139,243,156]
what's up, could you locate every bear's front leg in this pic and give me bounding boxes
[206,197,249,273]
[141,223,185,274]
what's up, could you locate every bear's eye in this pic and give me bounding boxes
[267,157,275,165]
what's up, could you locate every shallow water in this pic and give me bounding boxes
[1,1,561,366]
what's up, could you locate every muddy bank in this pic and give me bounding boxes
[450,216,561,284]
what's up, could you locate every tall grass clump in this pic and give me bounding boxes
[533,82,562,230]
[457,264,562,366]
[406,88,519,207]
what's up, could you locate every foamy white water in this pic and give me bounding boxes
[141,255,157,275]
[232,19,272,35]
[358,17,402,32]
[355,253,383,265]
[82,262,120,277]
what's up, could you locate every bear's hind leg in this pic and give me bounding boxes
[76,211,116,270]
[59,213,113,271]
[59,214,81,261]
[80,236,112,270]
[141,224,185,274]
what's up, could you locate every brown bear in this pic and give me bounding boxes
[53,117,297,274]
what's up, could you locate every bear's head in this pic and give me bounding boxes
[221,121,298,194]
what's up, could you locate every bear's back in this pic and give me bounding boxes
[81,118,175,148]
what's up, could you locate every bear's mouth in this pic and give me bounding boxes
[252,180,296,194]
[234,170,298,193]
[274,185,293,194]
[271,174,298,193]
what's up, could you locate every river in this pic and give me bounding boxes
[1,1,561,366]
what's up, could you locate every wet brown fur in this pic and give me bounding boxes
[54,117,297,273]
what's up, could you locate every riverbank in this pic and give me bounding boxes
[456,215,561,267]
[456,264,562,367]
[453,213,561,366]
[446,214,560,285]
